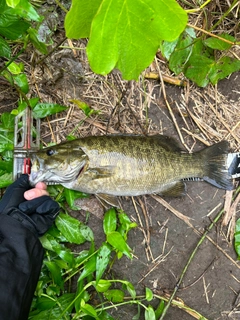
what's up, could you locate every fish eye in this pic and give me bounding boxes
[46,149,55,156]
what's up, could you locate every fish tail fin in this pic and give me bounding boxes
[199,141,233,190]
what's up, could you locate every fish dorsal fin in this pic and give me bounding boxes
[153,135,183,152]
[160,181,186,197]
[96,193,119,208]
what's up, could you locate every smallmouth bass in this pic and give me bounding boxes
[29,135,233,206]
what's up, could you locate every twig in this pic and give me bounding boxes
[187,23,239,45]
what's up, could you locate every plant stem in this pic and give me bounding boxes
[210,0,239,30]
[159,187,240,319]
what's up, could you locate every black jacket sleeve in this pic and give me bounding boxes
[0,214,44,320]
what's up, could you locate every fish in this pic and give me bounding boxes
[29,135,233,207]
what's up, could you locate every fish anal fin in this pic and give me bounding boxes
[160,181,186,197]
[96,193,119,208]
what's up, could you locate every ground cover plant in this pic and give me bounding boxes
[0,0,239,319]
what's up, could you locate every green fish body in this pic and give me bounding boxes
[30,135,232,206]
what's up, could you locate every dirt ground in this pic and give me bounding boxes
[0,20,240,320]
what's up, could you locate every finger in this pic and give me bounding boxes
[24,188,49,200]
[35,182,47,190]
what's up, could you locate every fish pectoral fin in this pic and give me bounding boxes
[88,166,115,179]
[159,181,186,197]
[96,193,119,208]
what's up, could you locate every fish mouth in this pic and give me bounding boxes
[29,160,86,186]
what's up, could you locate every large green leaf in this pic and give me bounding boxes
[65,0,187,80]
[65,0,102,38]
[86,0,187,79]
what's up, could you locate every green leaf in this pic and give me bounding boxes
[32,103,67,118]
[234,218,240,259]
[118,211,137,236]
[209,56,240,85]
[29,293,75,319]
[185,54,215,87]
[79,224,94,242]
[40,233,62,251]
[86,0,187,79]
[65,0,102,38]
[154,300,165,318]
[0,172,12,188]
[13,73,29,93]
[0,37,11,58]
[0,14,30,40]
[95,279,112,292]
[44,261,64,289]
[160,39,178,60]
[78,254,96,282]
[169,30,194,75]
[11,0,41,21]
[0,160,13,173]
[204,34,235,51]
[145,305,156,320]
[7,61,22,74]
[107,231,132,258]
[145,287,153,301]
[80,300,99,318]
[96,243,111,283]
[1,113,15,128]
[104,289,124,303]
[64,188,84,210]
[17,97,39,113]
[55,212,86,244]
[6,0,20,8]
[103,208,117,235]
[35,296,56,311]
[98,311,115,320]
[126,282,136,299]
[70,99,99,117]
[28,27,48,54]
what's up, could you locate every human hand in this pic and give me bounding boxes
[0,174,60,236]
